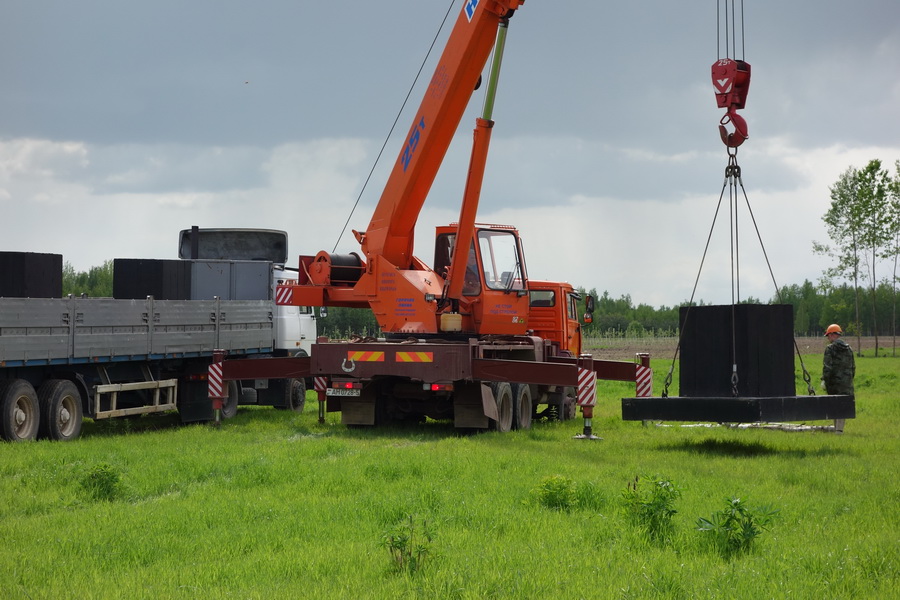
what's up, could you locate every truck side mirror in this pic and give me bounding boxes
[319,306,328,319]
[585,295,595,313]
[583,312,593,324]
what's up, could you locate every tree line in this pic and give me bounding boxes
[572,280,898,339]
[61,158,898,348]
[62,261,896,338]
[62,260,113,298]
[315,158,899,345]
[311,278,899,342]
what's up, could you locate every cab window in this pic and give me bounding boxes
[529,290,555,307]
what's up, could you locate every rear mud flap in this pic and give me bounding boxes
[340,400,375,425]
[339,384,376,425]
[452,381,494,429]
[481,383,498,421]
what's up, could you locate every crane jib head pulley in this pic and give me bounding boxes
[711,58,751,147]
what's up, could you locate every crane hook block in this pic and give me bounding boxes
[711,59,751,147]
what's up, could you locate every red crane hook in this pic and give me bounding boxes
[711,58,751,147]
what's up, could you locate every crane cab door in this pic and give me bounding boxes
[434,227,530,335]
[473,228,529,334]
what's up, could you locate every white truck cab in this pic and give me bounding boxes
[178,227,316,356]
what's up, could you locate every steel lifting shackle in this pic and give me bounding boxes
[711,58,751,147]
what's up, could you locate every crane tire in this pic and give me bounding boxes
[221,381,240,419]
[489,382,513,433]
[512,383,532,430]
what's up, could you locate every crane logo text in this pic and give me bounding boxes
[465,0,478,22]
[401,117,426,172]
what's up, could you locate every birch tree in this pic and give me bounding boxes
[814,159,896,355]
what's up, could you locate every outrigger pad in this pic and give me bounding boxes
[621,395,855,423]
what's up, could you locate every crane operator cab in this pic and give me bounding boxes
[434,224,529,336]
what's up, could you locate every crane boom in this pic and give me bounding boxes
[282,0,533,335]
[358,0,524,268]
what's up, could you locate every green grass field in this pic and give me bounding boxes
[1,353,897,599]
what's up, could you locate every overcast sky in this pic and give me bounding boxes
[2,0,898,307]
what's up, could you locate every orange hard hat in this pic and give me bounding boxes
[825,324,843,336]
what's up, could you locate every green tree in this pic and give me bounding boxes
[62,260,114,297]
[317,306,380,338]
[856,160,895,355]
[819,284,855,335]
[888,161,900,355]
[814,160,897,355]
[814,166,863,353]
[775,280,826,336]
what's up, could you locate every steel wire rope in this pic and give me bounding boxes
[661,171,732,397]
[331,0,457,253]
[717,0,745,60]
[669,1,751,398]
[729,154,740,395]
[733,168,817,394]
[730,0,737,58]
[740,0,746,58]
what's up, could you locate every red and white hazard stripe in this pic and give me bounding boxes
[635,364,653,397]
[577,367,597,407]
[314,376,328,393]
[208,362,224,399]
[275,284,293,305]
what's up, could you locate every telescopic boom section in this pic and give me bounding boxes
[358,0,525,268]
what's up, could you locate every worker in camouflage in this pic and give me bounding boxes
[822,323,854,433]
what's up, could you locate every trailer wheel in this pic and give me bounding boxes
[37,380,83,442]
[221,381,240,420]
[490,382,513,433]
[512,383,532,430]
[0,379,40,441]
[285,378,306,412]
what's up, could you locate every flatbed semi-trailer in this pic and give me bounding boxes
[0,228,317,442]
[0,295,279,441]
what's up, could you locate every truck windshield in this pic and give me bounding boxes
[478,230,525,291]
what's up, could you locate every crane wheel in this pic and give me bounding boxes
[512,383,532,430]
[221,381,240,419]
[489,382,513,433]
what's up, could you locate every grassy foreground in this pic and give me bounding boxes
[1,353,897,599]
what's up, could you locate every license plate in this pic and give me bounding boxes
[326,388,361,397]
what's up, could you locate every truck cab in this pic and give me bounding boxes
[178,227,316,356]
[527,280,587,357]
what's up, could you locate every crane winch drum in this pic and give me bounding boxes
[307,252,365,286]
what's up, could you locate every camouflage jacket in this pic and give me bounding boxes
[823,338,855,396]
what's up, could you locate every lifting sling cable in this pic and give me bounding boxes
[664,1,815,397]
[718,1,815,395]
[331,0,457,253]
[664,1,749,398]
[664,149,816,397]
[661,152,746,397]
[721,0,746,395]
[662,160,733,397]
[733,158,818,395]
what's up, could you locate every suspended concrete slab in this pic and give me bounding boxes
[621,394,855,423]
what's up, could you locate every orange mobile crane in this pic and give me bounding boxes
[220,0,648,431]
